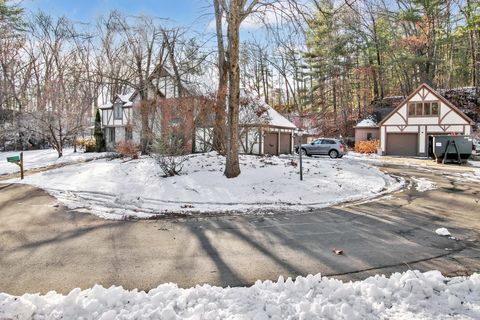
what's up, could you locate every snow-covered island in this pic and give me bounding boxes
[3,150,403,219]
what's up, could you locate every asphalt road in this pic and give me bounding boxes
[0,161,479,295]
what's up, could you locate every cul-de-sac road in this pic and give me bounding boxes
[1,161,479,295]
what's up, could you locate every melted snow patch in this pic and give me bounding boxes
[1,271,479,319]
[412,177,437,192]
[436,227,451,236]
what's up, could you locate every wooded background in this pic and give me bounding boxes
[1,0,479,154]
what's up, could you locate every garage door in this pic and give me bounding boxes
[264,133,278,155]
[279,133,292,154]
[386,133,418,156]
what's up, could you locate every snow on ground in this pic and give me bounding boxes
[344,152,384,164]
[468,160,480,168]
[1,271,479,320]
[8,152,403,219]
[0,149,109,175]
[411,177,438,192]
[436,227,451,236]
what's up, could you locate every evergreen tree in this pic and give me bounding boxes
[94,109,105,152]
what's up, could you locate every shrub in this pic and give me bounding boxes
[94,109,106,152]
[354,139,379,154]
[77,137,96,153]
[116,141,140,159]
[152,136,188,177]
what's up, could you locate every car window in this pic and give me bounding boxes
[322,140,335,144]
[313,140,322,145]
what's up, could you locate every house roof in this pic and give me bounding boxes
[239,91,297,129]
[263,106,297,129]
[98,102,113,110]
[355,117,378,128]
[117,92,136,103]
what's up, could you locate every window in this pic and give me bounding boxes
[408,103,415,116]
[109,128,115,143]
[322,140,336,144]
[114,104,122,120]
[416,102,424,116]
[367,133,373,140]
[408,101,440,117]
[125,127,132,141]
[424,102,431,115]
[313,139,322,145]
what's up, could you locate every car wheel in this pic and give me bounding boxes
[329,150,339,158]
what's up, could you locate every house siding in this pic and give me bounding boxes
[354,128,380,144]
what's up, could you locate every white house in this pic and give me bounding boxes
[99,92,139,149]
[377,83,474,156]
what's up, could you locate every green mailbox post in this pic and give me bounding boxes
[6,152,24,179]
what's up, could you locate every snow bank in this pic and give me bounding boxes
[9,153,403,219]
[0,149,109,175]
[1,271,479,320]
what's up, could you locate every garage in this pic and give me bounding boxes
[378,83,474,157]
[386,133,418,156]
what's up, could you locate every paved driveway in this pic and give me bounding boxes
[0,162,479,295]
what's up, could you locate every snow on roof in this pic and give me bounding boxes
[117,91,136,103]
[355,117,378,128]
[240,90,297,129]
[98,102,113,110]
[263,106,297,129]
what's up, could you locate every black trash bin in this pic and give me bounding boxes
[429,135,473,164]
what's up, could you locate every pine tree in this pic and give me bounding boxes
[94,109,105,152]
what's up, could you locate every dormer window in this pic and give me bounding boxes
[114,103,123,120]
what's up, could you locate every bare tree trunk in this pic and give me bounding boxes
[212,0,227,154]
[224,0,242,178]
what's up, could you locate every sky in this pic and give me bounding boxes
[22,0,213,28]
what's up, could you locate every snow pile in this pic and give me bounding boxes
[411,177,438,192]
[1,271,479,320]
[9,153,403,219]
[0,149,109,175]
[436,228,451,236]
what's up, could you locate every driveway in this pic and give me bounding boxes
[0,162,479,295]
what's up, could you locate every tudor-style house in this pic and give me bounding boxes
[354,83,475,157]
[98,67,200,151]
[99,92,137,149]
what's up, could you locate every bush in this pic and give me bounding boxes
[77,137,96,153]
[116,141,140,159]
[94,109,106,152]
[152,137,188,177]
[354,139,379,154]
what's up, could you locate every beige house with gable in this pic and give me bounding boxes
[378,83,474,156]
